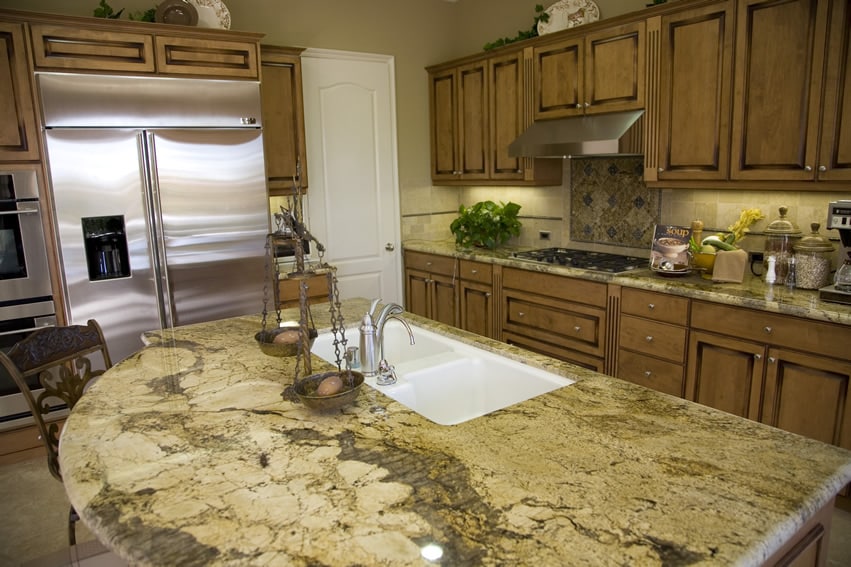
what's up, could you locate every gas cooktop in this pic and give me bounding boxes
[511,248,647,273]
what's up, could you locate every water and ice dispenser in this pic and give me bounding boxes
[82,216,130,281]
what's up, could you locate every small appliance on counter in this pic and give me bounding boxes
[819,200,851,305]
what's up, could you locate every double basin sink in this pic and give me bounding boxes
[311,320,575,425]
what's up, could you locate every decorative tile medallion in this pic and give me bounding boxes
[570,157,660,248]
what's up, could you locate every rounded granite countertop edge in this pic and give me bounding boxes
[403,239,851,327]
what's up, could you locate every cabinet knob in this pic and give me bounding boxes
[763,326,772,334]
[754,353,762,360]
[584,102,590,108]
[574,326,581,333]
[485,292,491,298]
[515,169,522,173]
[644,370,652,377]
[426,261,432,267]
[804,165,813,172]
[819,165,827,172]
[645,336,654,342]
[575,103,583,109]
[658,167,665,173]
[518,311,525,317]
[471,269,477,274]
[768,356,776,363]
[647,303,655,310]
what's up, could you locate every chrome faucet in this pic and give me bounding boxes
[359,299,414,384]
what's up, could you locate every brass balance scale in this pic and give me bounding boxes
[254,170,363,410]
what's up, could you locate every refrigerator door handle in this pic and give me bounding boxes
[140,132,175,329]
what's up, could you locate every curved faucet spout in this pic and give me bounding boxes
[379,313,415,361]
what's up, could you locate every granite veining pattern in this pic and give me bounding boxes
[404,239,851,327]
[59,300,851,566]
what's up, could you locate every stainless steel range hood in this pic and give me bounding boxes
[508,109,644,158]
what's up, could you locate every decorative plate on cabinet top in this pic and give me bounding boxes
[187,0,231,29]
[155,0,199,26]
[537,0,600,35]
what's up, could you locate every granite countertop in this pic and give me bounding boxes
[404,239,851,327]
[59,299,851,566]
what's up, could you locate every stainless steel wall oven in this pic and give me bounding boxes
[1,167,59,431]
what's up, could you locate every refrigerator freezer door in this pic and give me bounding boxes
[150,129,268,327]
[45,129,161,361]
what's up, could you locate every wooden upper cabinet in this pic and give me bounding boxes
[30,24,155,73]
[29,21,260,79]
[818,0,851,182]
[654,1,734,181]
[428,58,489,181]
[260,45,307,194]
[154,36,259,78]
[0,21,39,161]
[489,50,524,180]
[730,0,829,181]
[534,20,645,120]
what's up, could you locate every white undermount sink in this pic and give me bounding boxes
[311,321,574,425]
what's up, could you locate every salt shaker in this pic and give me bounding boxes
[765,255,777,285]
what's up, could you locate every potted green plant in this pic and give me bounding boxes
[450,200,522,250]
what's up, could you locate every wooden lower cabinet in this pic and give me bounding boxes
[686,330,765,419]
[277,272,330,309]
[617,288,690,397]
[404,251,457,327]
[458,260,496,339]
[687,301,851,452]
[502,268,607,371]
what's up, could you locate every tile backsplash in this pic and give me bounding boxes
[569,157,660,249]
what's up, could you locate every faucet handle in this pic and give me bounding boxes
[376,359,398,386]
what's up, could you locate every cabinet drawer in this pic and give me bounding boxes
[459,260,492,284]
[617,349,685,398]
[621,287,689,325]
[404,251,456,276]
[155,36,259,78]
[504,291,604,357]
[31,24,156,73]
[503,267,607,308]
[619,315,687,364]
[691,301,851,360]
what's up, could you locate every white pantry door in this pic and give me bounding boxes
[301,48,402,306]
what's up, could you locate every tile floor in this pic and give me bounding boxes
[1,456,849,566]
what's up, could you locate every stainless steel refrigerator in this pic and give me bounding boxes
[39,73,270,362]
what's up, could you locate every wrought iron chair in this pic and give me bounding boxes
[0,319,112,546]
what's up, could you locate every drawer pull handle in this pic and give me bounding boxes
[644,371,652,377]
[763,326,772,334]
[647,303,655,310]
[645,336,653,342]
[574,326,581,333]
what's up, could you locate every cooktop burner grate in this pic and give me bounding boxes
[511,248,647,273]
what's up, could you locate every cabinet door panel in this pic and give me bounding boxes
[533,38,583,119]
[818,0,851,181]
[762,348,851,449]
[405,269,430,319]
[657,2,733,180]
[155,36,259,78]
[504,293,604,357]
[489,52,523,179]
[686,330,765,420]
[460,281,493,338]
[0,22,39,161]
[585,21,645,113]
[30,24,155,73]
[619,315,687,364]
[261,47,307,193]
[505,331,604,372]
[430,69,458,179]
[431,273,457,327]
[730,0,827,179]
[457,61,489,178]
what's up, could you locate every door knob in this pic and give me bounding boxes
[385,243,395,251]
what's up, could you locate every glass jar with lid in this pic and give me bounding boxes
[763,206,802,284]
[792,223,834,289]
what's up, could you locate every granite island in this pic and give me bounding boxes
[59,298,851,566]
